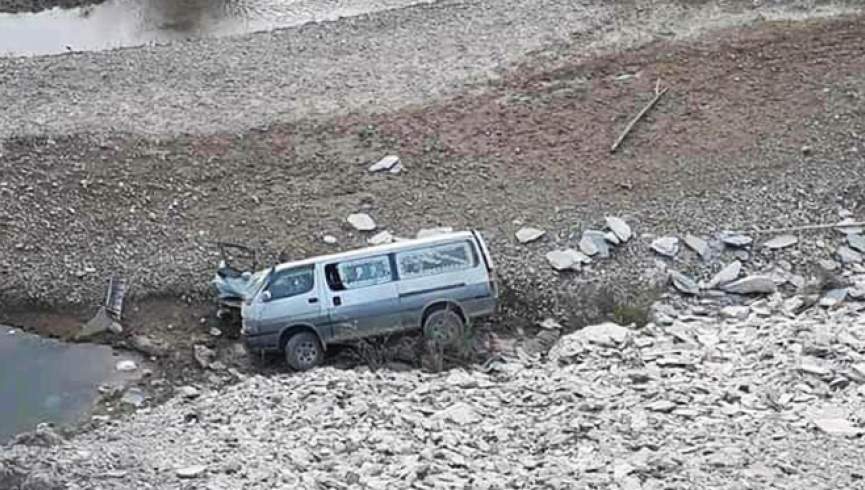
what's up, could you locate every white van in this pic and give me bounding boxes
[236,230,497,370]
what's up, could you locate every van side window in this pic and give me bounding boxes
[268,265,314,300]
[328,255,393,290]
[396,240,478,280]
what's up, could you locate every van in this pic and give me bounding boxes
[234,230,497,370]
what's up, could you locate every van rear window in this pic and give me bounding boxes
[396,240,477,280]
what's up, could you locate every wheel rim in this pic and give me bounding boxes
[428,315,460,344]
[295,341,319,367]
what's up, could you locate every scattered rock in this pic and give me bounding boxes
[433,403,480,425]
[176,465,207,479]
[605,216,632,242]
[763,234,798,249]
[130,335,166,357]
[416,227,453,239]
[323,235,338,245]
[347,213,376,232]
[367,230,394,246]
[819,288,847,308]
[115,360,137,372]
[209,327,222,337]
[651,237,679,257]
[193,345,216,369]
[837,246,863,264]
[707,260,742,289]
[721,275,777,295]
[515,227,545,244]
[369,155,401,173]
[684,234,709,259]
[574,322,631,346]
[538,318,563,330]
[178,386,201,399]
[579,235,599,256]
[582,230,611,258]
[546,249,589,271]
[121,388,146,407]
[836,218,864,235]
[813,417,862,437]
[669,271,699,295]
[720,305,750,320]
[847,234,865,254]
[721,232,753,248]
[646,400,677,413]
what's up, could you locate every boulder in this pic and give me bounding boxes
[721,275,777,295]
[651,237,679,257]
[347,213,376,232]
[121,388,146,408]
[515,227,545,244]
[605,216,632,242]
[720,305,750,320]
[178,386,201,399]
[836,218,864,235]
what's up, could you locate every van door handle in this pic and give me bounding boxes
[333,296,341,306]
[308,297,318,304]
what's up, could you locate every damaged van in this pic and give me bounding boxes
[225,230,497,370]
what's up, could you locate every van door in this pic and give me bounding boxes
[324,254,402,341]
[257,265,323,335]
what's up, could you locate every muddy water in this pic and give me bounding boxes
[0,326,139,442]
[0,0,432,57]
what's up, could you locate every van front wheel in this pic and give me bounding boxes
[423,309,464,347]
[284,332,323,371]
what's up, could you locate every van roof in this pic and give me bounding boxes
[272,230,477,272]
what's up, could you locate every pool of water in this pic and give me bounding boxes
[0,0,432,57]
[0,326,139,443]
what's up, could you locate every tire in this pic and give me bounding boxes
[423,308,465,347]
[284,331,323,371]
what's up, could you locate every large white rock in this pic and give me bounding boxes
[515,227,545,244]
[369,155,401,173]
[347,213,377,232]
[605,216,632,242]
[115,360,137,372]
[367,231,394,246]
[651,237,679,257]
[546,249,589,271]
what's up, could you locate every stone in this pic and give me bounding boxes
[707,260,742,289]
[193,345,216,369]
[813,417,862,437]
[763,234,798,249]
[646,400,677,413]
[575,322,630,346]
[416,227,453,239]
[847,234,865,254]
[209,327,222,337]
[651,237,679,257]
[323,235,338,245]
[515,227,545,244]
[837,246,863,264]
[605,216,632,242]
[546,249,589,271]
[819,288,847,308]
[683,234,708,259]
[669,271,699,295]
[369,155,401,173]
[367,231,394,246]
[583,230,611,258]
[115,360,137,372]
[434,403,480,425]
[176,465,207,479]
[722,275,777,295]
[538,318,563,330]
[178,386,201,399]
[819,259,840,272]
[721,232,753,248]
[836,218,864,235]
[720,305,750,320]
[579,235,598,256]
[121,388,146,407]
[347,213,376,231]
[604,232,621,245]
[800,360,831,376]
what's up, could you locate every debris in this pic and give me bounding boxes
[684,234,709,259]
[669,270,699,295]
[546,249,589,271]
[416,227,453,239]
[176,465,207,479]
[707,260,742,289]
[347,213,376,231]
[651,236,679,257]
[721,275,777,295]
[369,155,401,173]
[847,234,865,254]
[610,80,669,153]
[763,234,798,249]
[115,360,137,372]
[837,246,863,264]
[515,227,545,244]
[367,230,394,246]
[605,216,632,242]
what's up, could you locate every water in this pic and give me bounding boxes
[0,0,432,57]
[0,326,139,442]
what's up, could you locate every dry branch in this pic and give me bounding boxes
[610,81,669,154]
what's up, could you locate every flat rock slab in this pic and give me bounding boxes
[176,465,207,479]
[847,234,865,254]
[434,403,480,425]
[651,236,679,257]
[367,231,394,245]
[707,260,742,289]
[115,360,137,371]
[515,227,545,244]
[721,232,753,247]
[819,288,847,308]
[575,322,630,346]
[836,218,864,235]
[721,275,777,295]
[369,155,401,173]
[684,234,708,259]
[813,418,863,437]
[764,234,798,249]
[347,213,377,231]
[546,249,589,271]
[670,271,699,295]
[837,246,863,264]
[605,216,632,242]
[416,227,453,239]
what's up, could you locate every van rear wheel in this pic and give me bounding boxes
[284,332,323,371]
[423,309,464,348]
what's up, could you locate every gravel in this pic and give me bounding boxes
[5,287,865,488]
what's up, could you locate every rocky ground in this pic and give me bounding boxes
[4,278,865,488]
[0,0,102,13]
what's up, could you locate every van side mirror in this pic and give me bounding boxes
[261,290,272,302]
